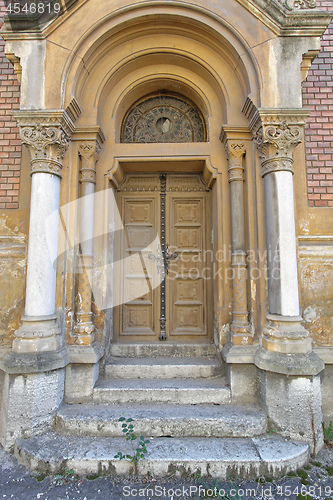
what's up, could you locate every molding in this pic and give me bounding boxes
[67,342,104,364]
[222,342,258,364]
[1,1,332,41]
[107,155,219,190]
[0,235,26,259]
[314,347,333,365]
[0,346,70,374]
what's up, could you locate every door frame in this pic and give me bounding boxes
[106,156,219,345]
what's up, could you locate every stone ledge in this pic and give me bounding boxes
[67,342,104,364]
[222,342,258,364]
[0,346,69,374]
[314,346,333,364]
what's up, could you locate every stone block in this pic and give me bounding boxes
[0,368,65,450]
[259,370,324,454]
[65,362,99,403]
[225,363,259,404]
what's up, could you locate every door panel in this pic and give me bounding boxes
[167,176,209,339]
[115,173,212,342]
[115,185,160,340]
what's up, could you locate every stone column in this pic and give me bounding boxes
[248,107,324,452]
[65,129,104,403]
[220,128,258,403]
[223,139,252,346]
[0,110,73,448]
[74,140,100,345]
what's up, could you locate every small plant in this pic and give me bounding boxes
[114,417,150,474]
[322,420,333,445]
[53,466,76,485]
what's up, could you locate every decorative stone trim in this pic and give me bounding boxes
[13,110,74,178]
[245,107,309,176]
[261,156,294,177]
[224,141,246,182]
[278,0,317,9]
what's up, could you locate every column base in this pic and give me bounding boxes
[65,342,104,403]
[255,347,324,376]
[262,314,312,354]
[12,314,63,353]
[230,321,253,346]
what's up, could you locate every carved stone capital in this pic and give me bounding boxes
[14,110,74,178]
[78,141,101,184]
[246,108,309,176]
[224,141,246,182]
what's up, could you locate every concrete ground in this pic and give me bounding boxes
[0,445,333,500]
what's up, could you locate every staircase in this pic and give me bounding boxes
[14,343,309,478]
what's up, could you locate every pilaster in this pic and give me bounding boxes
[72,129,104,346]
[220,128,253,346]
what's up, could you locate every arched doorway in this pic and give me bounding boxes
[112,93,214,342]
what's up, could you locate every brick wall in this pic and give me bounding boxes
[303,2,333,207]
[0,1,21,210]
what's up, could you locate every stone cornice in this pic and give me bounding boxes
[1,0,332,41]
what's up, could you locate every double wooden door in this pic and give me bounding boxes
[114,173,212,342]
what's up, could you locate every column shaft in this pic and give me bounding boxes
[73,139,101,345]
[223,139,252,345]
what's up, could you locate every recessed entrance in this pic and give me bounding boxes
[114,172,213,342]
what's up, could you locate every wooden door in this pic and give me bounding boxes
[115,173,212,342]
[166,174,212,340]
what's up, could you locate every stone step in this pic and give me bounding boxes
[110,342,217,358]
[55,403,267,438]
[104,356,222,379]
[93,377,231,404]
[15,432,309,479]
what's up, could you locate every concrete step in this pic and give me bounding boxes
[93,377,231,404]
[55,403,267,438]
[104,356,222,379]
[110,342,217,358]
[15,432,309,479]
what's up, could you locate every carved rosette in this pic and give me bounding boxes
[225,141,246,182]
[78,141,101,184]
[251,114,306,177]
[14,112,74,178]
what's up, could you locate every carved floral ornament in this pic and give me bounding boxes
[251,115,305,177]
[278,0,316,9]
[14,112,74,178]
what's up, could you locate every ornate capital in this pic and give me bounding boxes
[224,140,246,182]
[14,111,74,177]
[247,108,309,177]
[79,141,101,183]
